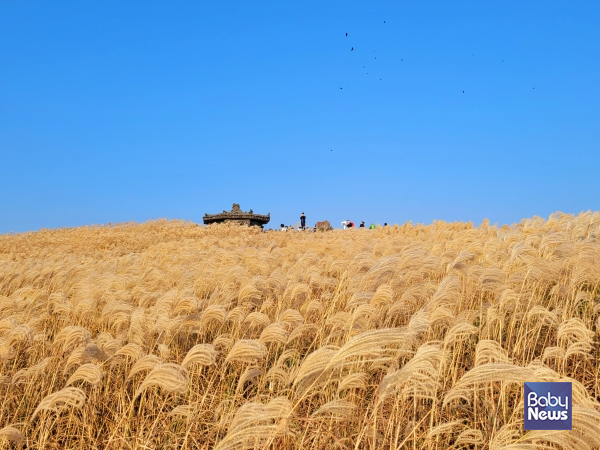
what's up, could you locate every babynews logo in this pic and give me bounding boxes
[524,382,572,430]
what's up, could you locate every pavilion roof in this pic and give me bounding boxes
[203,203,270,224]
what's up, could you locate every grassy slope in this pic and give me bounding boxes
[0,214,599,449]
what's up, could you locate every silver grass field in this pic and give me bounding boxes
[0,213,599,449]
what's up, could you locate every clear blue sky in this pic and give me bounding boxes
[1,1,599,232]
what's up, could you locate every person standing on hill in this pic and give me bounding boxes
[300,213,306,230]
[369,223,375,229]
[359,221,365,228]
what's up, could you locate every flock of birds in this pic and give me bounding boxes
[330,21,536,153]
[339,21,535,93]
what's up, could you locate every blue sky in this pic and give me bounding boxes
[1,1,599,232]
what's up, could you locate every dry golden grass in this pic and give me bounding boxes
[0,214,599,449]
